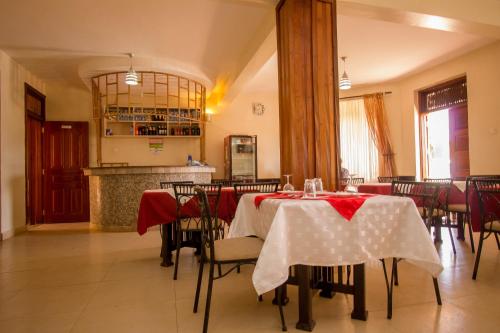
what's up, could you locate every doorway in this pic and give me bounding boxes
[25,84,45,225]
[43,122,90,223]
[419,77,470,179]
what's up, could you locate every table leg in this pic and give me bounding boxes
[296,265,315,331]
[160,223,173,267]
[351,264,368,321]
[457,213,465,240]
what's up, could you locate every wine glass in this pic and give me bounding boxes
[313,178,323,192]
[303,179,317,198]
[283,174,295,192]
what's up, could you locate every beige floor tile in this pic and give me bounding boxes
[1,223,500,333]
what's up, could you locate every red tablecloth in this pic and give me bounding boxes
[357,183,392,195]
[254,192,375,220]
[137,188,238,235]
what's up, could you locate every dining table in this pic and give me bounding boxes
[228,191,443,331]
[357,181,480,239]
[137,187,238,266]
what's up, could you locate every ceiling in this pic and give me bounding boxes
[337,14,494,85]
[0,0,496,90]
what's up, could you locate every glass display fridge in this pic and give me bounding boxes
[224,135,257,182]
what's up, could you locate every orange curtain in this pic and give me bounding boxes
[363,93,397,176]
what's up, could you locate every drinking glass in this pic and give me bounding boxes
[283,174,295,192]
[303,179,317,198]
[313,178,323,192]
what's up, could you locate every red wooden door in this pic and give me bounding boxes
[449,105,470,178]
[43,121,89,222]
[26,116,44,225]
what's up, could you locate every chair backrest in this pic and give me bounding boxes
[233,182,279,201]
[340,177,365,185]
[398,176,416,181]
[473,178,500,232]
[424,178,453,208]
[211,179,233,187]
[257,178,281,183]
[173,183,222,216]
[194,186,216,261]
[378,176,398,183]
[465,175,500,212]
[160,180,194,189]
[391,181,440,222]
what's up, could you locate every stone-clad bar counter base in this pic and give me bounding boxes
[83,166,215,231]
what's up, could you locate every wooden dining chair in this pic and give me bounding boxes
[472,178,500,280]
[172,183,222,280]
[211,179,233,187]
[378,176,398,183]
[423,178,456,254]
[233,182,280,202]
[257,178,281,183]
[160,180,193,189]
[381,181,442,319]
[193,186,287,332]
[340,177,365,185]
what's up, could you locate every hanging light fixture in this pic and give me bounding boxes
[125,53,138,86]
[339,56,352,90]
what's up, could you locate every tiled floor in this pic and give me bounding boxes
[1,223,499,333]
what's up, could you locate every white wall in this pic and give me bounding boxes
[205,55,280,179]
[340,40,500,177]
[0,50,46,239]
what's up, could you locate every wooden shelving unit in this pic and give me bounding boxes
[91,71,207,164]
[92,72,205,139]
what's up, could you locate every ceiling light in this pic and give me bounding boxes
[125,53,138,86]
[339,56,351,90]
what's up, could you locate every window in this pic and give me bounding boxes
[339,98,379,181]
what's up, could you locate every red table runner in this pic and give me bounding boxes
[254,192,375,221]
[137,188,238,235]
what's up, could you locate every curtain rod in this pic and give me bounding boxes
[339,91,392,101]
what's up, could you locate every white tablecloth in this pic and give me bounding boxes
[228,193,443,295]
[454,181,466,192]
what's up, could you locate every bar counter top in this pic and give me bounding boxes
[83,165,215,176]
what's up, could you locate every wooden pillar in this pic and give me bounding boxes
[276,0,340,190]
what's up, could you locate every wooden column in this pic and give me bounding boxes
[276,0,340,190]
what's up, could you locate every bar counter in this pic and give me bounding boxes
[83,165,215,231]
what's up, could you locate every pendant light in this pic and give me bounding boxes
[125,53,138,86]
[339,56,352,90]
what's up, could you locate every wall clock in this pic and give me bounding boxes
[252,102,265,116]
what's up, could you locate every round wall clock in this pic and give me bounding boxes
[252,102,265,116]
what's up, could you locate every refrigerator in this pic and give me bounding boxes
[224,135,257,181]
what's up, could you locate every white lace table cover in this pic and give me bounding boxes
[228,193,443,295]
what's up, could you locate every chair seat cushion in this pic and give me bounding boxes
[417,207,445,217]
[208,237,264,262]
[485,220,500,232]
[448,204,466,213]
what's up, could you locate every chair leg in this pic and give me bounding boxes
[173,221,182,280]
[494,233,500,250]
[193,254,205,313]
[237,266,241,274]
[472,232,485,280]
[381,258,396,319]
[467,214,475,253]
[258,295,263,302]
[432,277,442,305]
[202,262,215,333]
[447,219,456,254]
[217,263,222,277]
[393,259,399,286]
[277,285,287,331]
